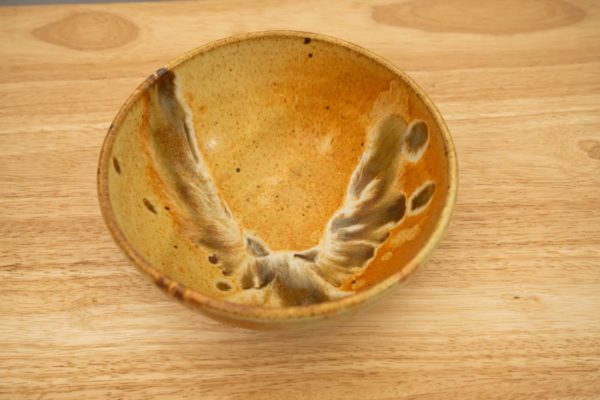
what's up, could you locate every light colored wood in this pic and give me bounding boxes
[1,0,599,398]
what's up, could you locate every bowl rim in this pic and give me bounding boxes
[97,30,458,324]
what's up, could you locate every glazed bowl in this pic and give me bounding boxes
[98,31,457,329]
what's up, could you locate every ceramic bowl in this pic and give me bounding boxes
[97,31,457,329]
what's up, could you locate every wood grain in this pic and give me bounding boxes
[1,0,599,398]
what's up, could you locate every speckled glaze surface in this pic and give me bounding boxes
[97,31,457,329]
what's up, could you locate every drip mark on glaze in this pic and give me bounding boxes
[404,120,429,162]
[216,281,232,291]
[112,157,121,174]
[143,198,157,214]
[409,181,436,214]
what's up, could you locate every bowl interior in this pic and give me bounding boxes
[100,32,454,315]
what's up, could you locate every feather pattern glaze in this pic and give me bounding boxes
[144,71,433,307]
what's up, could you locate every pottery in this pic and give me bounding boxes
[97,31,457,329]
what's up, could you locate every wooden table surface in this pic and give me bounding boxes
[1,0,599,398]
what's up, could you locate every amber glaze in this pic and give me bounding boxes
[97,31,457,329]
